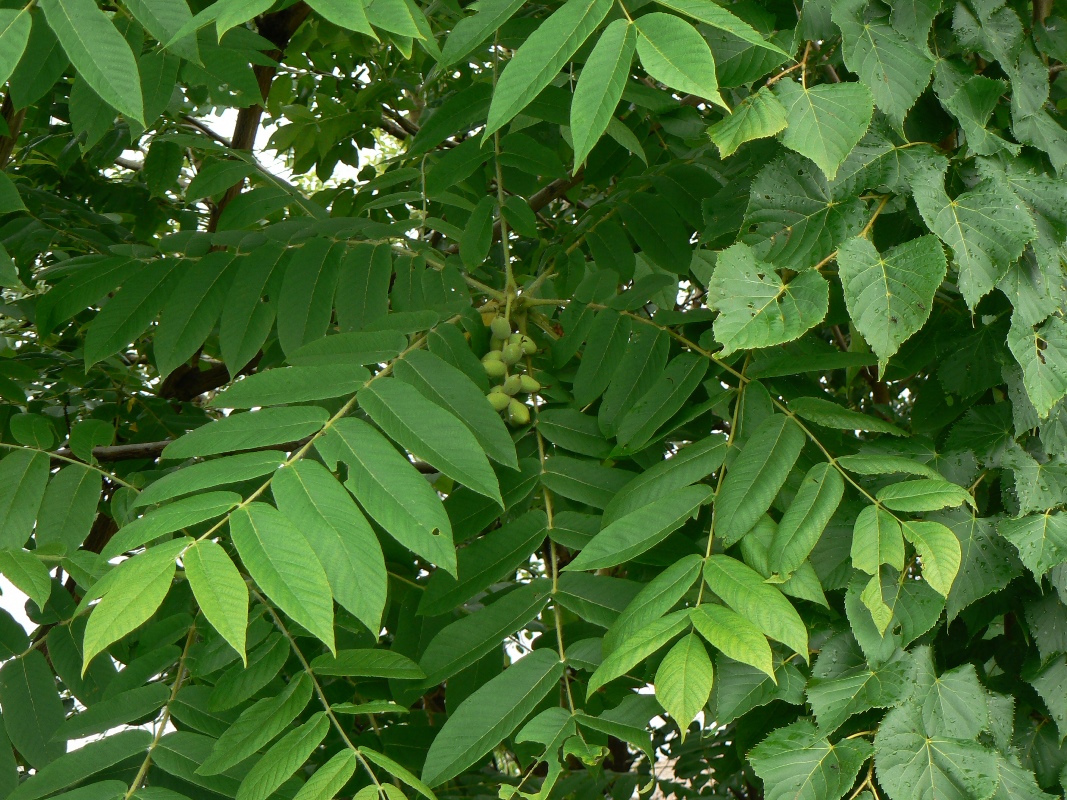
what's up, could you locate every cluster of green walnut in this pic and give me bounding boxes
[483,315,539,426]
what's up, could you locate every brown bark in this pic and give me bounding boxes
[205,2,311,233]
[0,95,26,169]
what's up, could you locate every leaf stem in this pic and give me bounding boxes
[122,621,198,799]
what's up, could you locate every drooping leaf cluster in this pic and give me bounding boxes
[0,0,1064,797]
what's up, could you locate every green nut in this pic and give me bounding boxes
[520,335,537,355]
[507,399,531,425]
[508,332,525,346]
[490,336,505,351]
[482,350,504,363]
[501,343,523,365]
[502,375,522,396]
[490,316,512,339]
[519,374,541,394]
[487,390,511,411]
[483,359,507,379]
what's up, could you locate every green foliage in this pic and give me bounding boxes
[0,0,1065,796]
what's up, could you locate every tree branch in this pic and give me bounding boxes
[206,1,311,232]
[52,436,441,473]
[0,94,27,169]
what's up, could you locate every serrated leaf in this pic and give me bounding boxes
[439,0,524,66]
[421,649,564,786]
[197,674,313,776]
[572,309,632,407]
[837,235,948,371]
[714,414,806,547]
[707,243,830,356]
[654,0,787,55]
[635,12,724,107]
[571,20,635,168]
[0,450,50,550]
[288,330,407,367]
[106,492,241,558]
[319,418,456,575]
[184,539,248,664]
[615,352,708,451]
[913,649,988,739]
[603,436,726,524]
[851,505,905,574]
[209,365,369,408]
[459,196,494,269]
[774,79,874,180]
[537,408,613,458]
[654,634,713,740]
[218,244,286,375]
[419,581,551,684]
[0,10,31,86]
[837,454,942,479]
[703,555,808,658]
[742,151,867,272]
[359,379,502,505]
[124,0,198,60]
[359,746,436,800]
[900,519,962,596]
[603,554,703,654]
[565,484,712,571]
[84,258,182,368]
[394,349,518,469]
[689,604,775,680]
[418,509,547,615]
[874,703,998,800]
[154,252,237,379]
[40,0,144,123]
[807,635,912,734]
[749,720,873,800]
[833,0,934,128]
[210,634,288,711]
[769,463,844,577]
[912,169,1036,309]
[162,407,328,460]
[998,511,1067,577]
[1007,314,1067,419]
[588,610,689,693]
[235,713,329,800]
[311,649,424,679]
[8,730,151,800]
[272,460,387,635]
[82,540,187,674]
[877,479,972,512]
[306,0,373,35]
[485,0,612,135]
[0,651,65,768]
[292,750,357,800]
[229,504,336,654]
[58,684,169,740]
[0,550,51,612]
[707,86,787,158]
[939,511,1020,620]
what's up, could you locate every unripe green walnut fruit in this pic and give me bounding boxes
[482,350,503,363]
[508,399,531,425]
[483,360,507,379]
[520,335,537,355]
[508,332,524,346]
[501,343,523,365]
[490,337,505,351]
[502,375,522,395]
[519,375,541,393]
[490,316,511,339]
[487,390,510,411]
